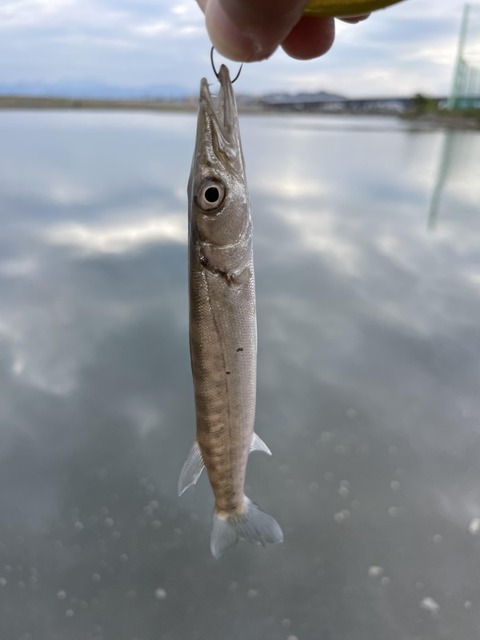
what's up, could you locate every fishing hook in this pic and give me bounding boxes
[210,47,243,84]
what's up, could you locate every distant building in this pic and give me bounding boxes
[260,95,426,115]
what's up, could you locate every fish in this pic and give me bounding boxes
[178,63,283,559]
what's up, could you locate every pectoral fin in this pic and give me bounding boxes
[178,441,204,496]
[229,266,252,285]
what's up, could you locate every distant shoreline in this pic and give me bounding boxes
[0,95,478,130]
[0,95,197,112]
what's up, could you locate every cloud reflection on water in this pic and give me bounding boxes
[0,112,480,639]
[45,215,186,255]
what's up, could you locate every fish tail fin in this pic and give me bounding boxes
[210,497,283,559]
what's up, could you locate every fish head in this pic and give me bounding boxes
[189,65,251,273]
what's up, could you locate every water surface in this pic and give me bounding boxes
[0,111,479,640]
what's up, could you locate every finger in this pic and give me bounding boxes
[281,16,335,60]
[202,0,307,62]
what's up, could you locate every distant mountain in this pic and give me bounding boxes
[0,80,348,104]
[0,80,189,100]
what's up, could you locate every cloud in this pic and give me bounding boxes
[0,0,75,28]
[132,20,172,37]
[0,0,471,95]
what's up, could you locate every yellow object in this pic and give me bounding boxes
[303,0,404,17]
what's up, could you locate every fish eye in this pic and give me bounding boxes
[196,179,226,212]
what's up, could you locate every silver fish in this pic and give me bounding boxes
[178,64,283,558]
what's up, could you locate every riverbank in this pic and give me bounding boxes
[0,95,197,112]
[402,111,480,130]
[1,95,479,130]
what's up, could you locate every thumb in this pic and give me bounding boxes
[199,0,308,61]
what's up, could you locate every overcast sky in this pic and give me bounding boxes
[0,0,472,96]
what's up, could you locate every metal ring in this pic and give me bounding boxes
[210,47,243,83]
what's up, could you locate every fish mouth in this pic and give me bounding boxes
[196,64,242,167]
[200,65,236,132]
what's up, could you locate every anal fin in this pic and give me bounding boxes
[178,441,204,496]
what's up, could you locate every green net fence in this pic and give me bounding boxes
[448,3,480,109]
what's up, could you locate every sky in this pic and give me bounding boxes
[0,0,474,97]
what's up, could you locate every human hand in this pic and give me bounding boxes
[196,0,369,62]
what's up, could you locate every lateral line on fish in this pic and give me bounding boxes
[203,269,235,491]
